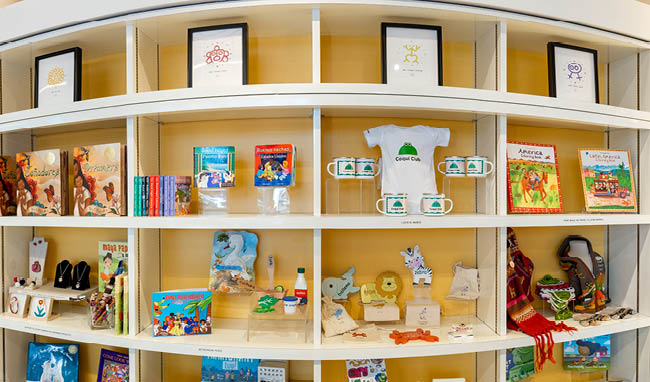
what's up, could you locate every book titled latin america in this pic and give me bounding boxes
[254,144,296,187]
[194,146,235,188]
[152,289,212,337]
[506,141,563,213]
[16,149,69,216]
[97,348,129,382]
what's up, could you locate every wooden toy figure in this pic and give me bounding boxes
[321,267,360,300]
[400,245,432,286]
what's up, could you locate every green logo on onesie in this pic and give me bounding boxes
[396,142,421,162]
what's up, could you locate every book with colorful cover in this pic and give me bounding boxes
[123,274,129,335]
[506,141,563,213]
[563,335,611,371]
[579,149,637,212]
[72,143,125,216]
[97,349,128,382]
[254,144,296,187]
[208,231,258,294]
[0,155,17,216]
[16,149,68,216]
[175,176,192,216]
[114,274,124,335]
[194,146,235,188]
[345,359,387,382]
[200,357,260,382]
[27,342,79,382]
[152,289,212,337]
[98,241,128,293]
[506,347,534,382]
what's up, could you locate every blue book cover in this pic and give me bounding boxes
[27,342,79,382]
[152,289,212,337]
[194,146,235,188]
[201,357,260,382]
[159,176,164,217]
[97,349,128,382]
[254,144,296,187]
[208,231,258,293]
[564,335,611,371]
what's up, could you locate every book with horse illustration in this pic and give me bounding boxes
[507,141,563,213]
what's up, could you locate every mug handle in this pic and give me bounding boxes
[484,161,494,175]
[420,198,425,214]
[444,199,454,214]
[437,162,446,174]
[374,161,382,177]
[376,198,386,215]
[327,162,336,177]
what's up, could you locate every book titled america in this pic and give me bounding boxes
[16,149,69,216]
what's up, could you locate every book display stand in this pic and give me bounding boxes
[257,187,290,215]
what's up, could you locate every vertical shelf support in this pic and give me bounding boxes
[313,107,321,216]
[312,7,321,84]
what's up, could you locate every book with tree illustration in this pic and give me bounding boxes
[506,141,563,213]
[72,143,126,216]
[0,155,16,216]
[152,289,212,337]
[208,231,258,294]
[16,149,68,216]
[578,149,637,212]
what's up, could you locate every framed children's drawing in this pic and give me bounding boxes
[187,23,248,88]
[547,42,599,103]
[34,47,82,108]
[382,22,443,86]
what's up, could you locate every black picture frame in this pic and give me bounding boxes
[381,22,443,86]
[187,23,248,88]
[547,42,599,103]
[34,47,82,108]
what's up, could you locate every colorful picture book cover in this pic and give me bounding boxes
[73,143,125,216]
[98,241,128,293]
[175,176,192,215]
[254,144,296,187]
[194,146,235,188]
[507,141,563,213]
[152,289,212,337]
[579,149,637,212]
[345,359,387,382]
[16,149,68,216]
[563,335,611,371]
[27,342,79,382]
[201,357,260,382]
[0,155,16,216]
[97,349,128,382]
[208,231,258,294]
[506,346,534,382]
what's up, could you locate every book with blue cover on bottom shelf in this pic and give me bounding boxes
[27,342,79,382]
[97,348,129,382]
[152,289,212,337]
[201,357,260,382]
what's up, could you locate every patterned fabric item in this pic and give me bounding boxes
[506,228,576,370]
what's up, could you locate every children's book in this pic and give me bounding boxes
[27,342,79,382]
[579,149,637,212]
[0,155,17,216]
[563,335,611,371]
[72,143,126,216]
[97,349,129,382]
[345,359,387,382]
[98,241,128,293]
[16,149,68,216]
[505,347,534,382]
[194,146,235,188]
[152,289,212,337]
[506,141,563,213]
[200,357,260,382]
[254,144,296,187]
[174,176,192,216]
[208,231,258,294]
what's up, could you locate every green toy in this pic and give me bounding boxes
[534,274,576,320]
[253,295,279,313]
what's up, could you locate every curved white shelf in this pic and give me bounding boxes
[1,85,649,133]
[0,213,646,229]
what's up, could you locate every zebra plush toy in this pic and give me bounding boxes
[400,245,433,286]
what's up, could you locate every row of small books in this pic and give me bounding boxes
[194,144,296,188]
[27,343,127,382]
[201,357,289,382]
[0,143,126,217]
[133,176,191,216]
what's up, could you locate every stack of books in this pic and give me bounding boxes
[133,176,191,216]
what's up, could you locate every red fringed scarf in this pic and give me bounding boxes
[506,228,576,370]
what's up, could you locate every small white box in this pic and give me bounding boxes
[405,300,440,327]
[363,303,400,321]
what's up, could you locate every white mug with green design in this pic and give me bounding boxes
[355,158,381,178]
[420,193,453,216]
[437,156,465,177]
[376,193,408,216]
[465,156,494,177]
[327,157,356,179]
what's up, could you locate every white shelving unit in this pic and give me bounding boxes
[1,1,650,381]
